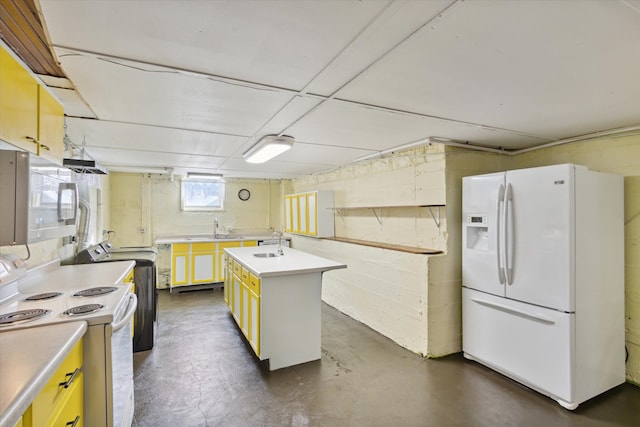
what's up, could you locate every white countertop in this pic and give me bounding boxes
[225,246,346,278]
[17,260,135,293]
[155,233,287,245]
[0,321,87,427]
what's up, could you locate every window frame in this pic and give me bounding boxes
[180,178,226,212]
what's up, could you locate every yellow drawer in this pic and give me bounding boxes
[124,269,134,284]
[45,371,83,427]
[191,242,215,252]
[243,240,258,247]
[29,340,82,426]
[241,267,249,283]
[172,243,189,253]
[249,273,261,294]
[233,260,241,275]
[218,241,242,249]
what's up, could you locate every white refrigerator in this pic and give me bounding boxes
[462,164,625,410]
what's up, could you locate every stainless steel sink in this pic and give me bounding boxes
[253,252,279,258]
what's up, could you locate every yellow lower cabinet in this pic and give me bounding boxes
[190,243,215,284]
[238,270,261,357]
[216,242,242,282]
[13,417,22,427]
[170,244,189,286]
[24,340,83,427]
[240,282,250,337]
[232,273,242,322]
[248,288,260,355]
[223,255,230,306]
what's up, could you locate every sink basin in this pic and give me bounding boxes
[254,252,279,258]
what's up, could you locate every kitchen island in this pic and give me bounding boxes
[224,246,346,370]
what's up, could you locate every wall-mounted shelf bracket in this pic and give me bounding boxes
[370,208,382,225]
[427,206,441,231]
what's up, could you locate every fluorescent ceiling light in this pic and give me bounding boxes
[243,135,294,164]
[187,172,223,179]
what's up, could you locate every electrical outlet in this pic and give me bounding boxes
[138,227,146,233]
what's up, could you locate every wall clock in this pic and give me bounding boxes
[238,188,251,201]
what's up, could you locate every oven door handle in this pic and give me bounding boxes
[112,293,137,332]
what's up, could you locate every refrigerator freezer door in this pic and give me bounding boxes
[462,172,505,297]
[505,164,574,312]
[463,288,575,407]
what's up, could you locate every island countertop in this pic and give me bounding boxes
[0,321,87,427]
[224,246,346,278]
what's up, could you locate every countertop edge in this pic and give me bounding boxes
[0,321,87,427]
[224,246,347,278]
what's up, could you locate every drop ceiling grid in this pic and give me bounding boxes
[333,0,640,142]
[64,117,247,158]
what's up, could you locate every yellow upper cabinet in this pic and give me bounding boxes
[0,47,39,153]
[284,191,334,237]
[38,85,65,163]
[0,46,65,164]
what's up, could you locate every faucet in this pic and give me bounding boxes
[272,231,284,256]
[213,217,219,238]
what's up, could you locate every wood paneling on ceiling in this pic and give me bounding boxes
[0,0,64,77]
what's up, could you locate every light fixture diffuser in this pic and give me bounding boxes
[187,172,223,179]
[243,135,294,164]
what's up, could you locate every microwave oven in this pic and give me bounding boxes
[0,150,78,246]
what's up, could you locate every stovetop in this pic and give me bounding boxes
[0,284,130,330]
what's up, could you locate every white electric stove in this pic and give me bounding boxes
[0,257,137,427]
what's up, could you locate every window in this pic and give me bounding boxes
[181,179,225,211]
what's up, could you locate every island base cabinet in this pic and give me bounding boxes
[260,273,322,370]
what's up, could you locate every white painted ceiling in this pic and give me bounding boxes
[37,0,640,179]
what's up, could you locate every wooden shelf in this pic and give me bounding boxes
[330,204,445,210]
[323,237,443,255]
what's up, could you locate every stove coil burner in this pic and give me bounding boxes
[0,308,52,326]
[63,304,105,316]
[73,287,118,297]
[24,292,63,301]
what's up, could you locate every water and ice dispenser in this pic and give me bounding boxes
[465,214,489,251]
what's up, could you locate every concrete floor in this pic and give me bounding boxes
[133,289,640,427]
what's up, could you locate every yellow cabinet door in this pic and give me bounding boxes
[298,193,308,234]
[0,47,38,152]
[191,252,215,283]
[307,192,317,235]
[284,195,293,232]
[37,85,65,164]
[240,282,250,337]
[248,288,260,356]
[27,340,83,426]
[232,273,242,322]
[171,253,189,285]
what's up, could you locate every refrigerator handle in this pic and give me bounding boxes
[504,183,513,285]
[496,184,506,284]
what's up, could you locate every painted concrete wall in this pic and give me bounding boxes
[108,172,282,286]
[511,136,640,385]
[289,144,509,356]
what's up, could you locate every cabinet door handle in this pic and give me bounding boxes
[66,415,80,427]
[25,135,39,144]
[39,143,51,151]
[59,368,81,388]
